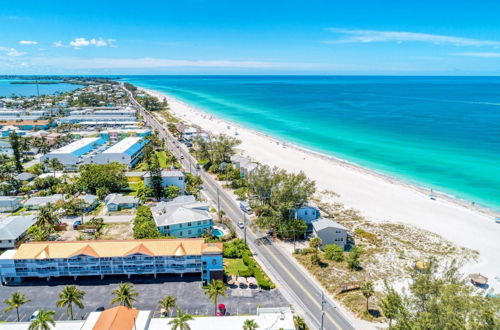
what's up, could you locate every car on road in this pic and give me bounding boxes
[180,155,185,159]
[29,310,40,321]
[216,303,226,316]
[73,220,82,230]
[239,201,252,214]
[238,221,245,229]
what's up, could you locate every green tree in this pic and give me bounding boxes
[134,221,161,239]
[185,173,202,196]
[361,281,374,312]
[37,203,61,229]
[379,283,403,329]
[165,185,181,199]
[56,285,85,320]
[27,225,51,241]
[96,186,110,201]
[9,131,23,172]
[147,154,164,201]
[28,309,55,330]
[158,295,177,317]
[323,244,344,262]
[78,162,128,194]
[110,282,138,308]
[346,246,362,270]
[309,237,322,249]
[168,309,193,330]
[242,319,259,330]
[3,292,31,322]
[203,279,227,315]
[43,157,64,176]
[293,315,309,330]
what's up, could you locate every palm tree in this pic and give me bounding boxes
[203,279,227,315]
[56,285,85,320]
[168,309,193,330]
[43,158,64,176]
[110,282,138,308]
[243,318,259,330]
[37,203,60,228]
[293,315,308,330]
[3,292,31,321]
[158,295,177,317]
[28,309,55,330]
[361,281,375,312]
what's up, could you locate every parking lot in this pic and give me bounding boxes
[0,274,288,321]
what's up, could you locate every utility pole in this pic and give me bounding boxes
[320,291,325,330]
[243,211,247,247]
[217,187,220,213]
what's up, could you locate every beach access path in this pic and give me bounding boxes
[124,85,363,330]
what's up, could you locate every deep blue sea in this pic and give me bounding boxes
[0,79,78,97]
[125,76,500,210]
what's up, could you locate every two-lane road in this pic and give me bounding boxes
[124,85,354,330]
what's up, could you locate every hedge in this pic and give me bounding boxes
[241,251,275,290]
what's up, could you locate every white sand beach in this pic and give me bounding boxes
[144,88,500,292]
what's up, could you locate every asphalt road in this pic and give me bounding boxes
[125,85,354,330]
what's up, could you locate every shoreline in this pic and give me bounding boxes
[141,86,500,292]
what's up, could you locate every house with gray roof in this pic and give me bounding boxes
[15,172,36,182]
[0,196,22,212]
[311,218,348,250]
[24,194,65,210]
[76,193,99,211]
[0,215,37,248]
[152,195,212,238]
[104,193,140,211]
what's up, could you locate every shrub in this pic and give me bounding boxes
[238,269,254,277]
[323,244,344,262]
[309,237,322,249]
[310,253,320,265]
[223,239,249,258]
[347,246,362,270]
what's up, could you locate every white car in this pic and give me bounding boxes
[238,221,245,229]
[29,310,40,321]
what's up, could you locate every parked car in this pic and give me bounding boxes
[29,310,40,321]
[95,307,105,312]
[216,304,226,316]
[239,201,252,214]
[48,234,60,241]
[73,220,82,230]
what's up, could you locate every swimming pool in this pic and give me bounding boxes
[213,229,225,237]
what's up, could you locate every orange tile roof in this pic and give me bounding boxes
[0,120,49,126]
[93,306,139,330]
[13,239,222,260]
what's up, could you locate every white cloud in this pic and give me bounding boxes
[19,40,38,45]
[325,28,500,46]
[53,41,63,47]
[0,47,26,57]
[452,52,500,58]
[68,37,116,49]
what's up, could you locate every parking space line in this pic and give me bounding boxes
[19,313,27,322]
[73,310,80,320]
[58,312,65,321]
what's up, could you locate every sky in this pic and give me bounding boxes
[1,0,500,75]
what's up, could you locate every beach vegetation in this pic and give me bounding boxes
[323,244,344,262]
[192,134,241,169]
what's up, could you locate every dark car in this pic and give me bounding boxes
[95,307,105,312]
[73,220,82,230]
[216,303,226,316]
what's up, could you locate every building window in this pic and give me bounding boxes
[198,229,201,233]
[180,231,183,236]
[188,230,192,235]
[179,224,182,228]
[188,222,192,227]
[212,259,217,265]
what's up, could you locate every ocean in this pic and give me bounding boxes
[0,79,79,97]
[130,76,499,210]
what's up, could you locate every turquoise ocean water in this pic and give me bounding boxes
[125,76,500,210]
[0,79,78,97]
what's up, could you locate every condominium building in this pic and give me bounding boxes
[90,137,146,167]
[0,239,223,285]
[41,137,108,169]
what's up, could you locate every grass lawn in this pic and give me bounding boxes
[223,258,248,276]
[126,182,141,196]
[133,151,171,170]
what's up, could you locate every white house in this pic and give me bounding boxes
[144,170,186,191]
[105,193,140,211]
[311,218,348,250]
[0,215,37,249]
[230,155,258,177]
[0,196,22,212]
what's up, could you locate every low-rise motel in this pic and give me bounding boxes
[0,239,223,285]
